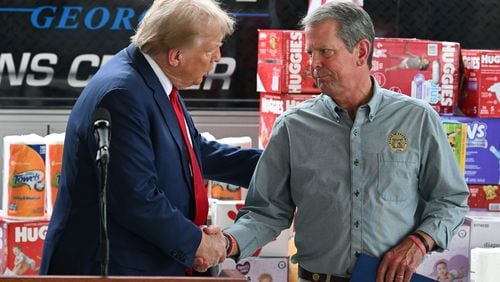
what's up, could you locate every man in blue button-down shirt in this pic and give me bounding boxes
[223,2,469,282]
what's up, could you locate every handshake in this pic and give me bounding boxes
[192,225,235,272]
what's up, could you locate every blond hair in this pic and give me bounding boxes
[131,0,234,56]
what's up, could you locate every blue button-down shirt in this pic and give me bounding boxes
[225,78,469,276]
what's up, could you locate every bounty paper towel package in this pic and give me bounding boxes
[2,135,46,218]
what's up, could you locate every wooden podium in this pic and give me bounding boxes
[0,270,246,282]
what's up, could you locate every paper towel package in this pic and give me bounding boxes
[2,135,46,218]
[44,133,65,216]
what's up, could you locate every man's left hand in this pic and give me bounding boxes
[375,237,424,282]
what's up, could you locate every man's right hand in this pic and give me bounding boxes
[192,225,226,272]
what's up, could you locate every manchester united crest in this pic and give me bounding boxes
[388,131,408,152]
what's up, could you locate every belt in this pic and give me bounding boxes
[298,266,350,282]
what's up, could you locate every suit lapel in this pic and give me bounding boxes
[125,44,193,190]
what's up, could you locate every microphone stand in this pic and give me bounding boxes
[96,146,110,276]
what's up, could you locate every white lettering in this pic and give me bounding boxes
[15,225,48,242]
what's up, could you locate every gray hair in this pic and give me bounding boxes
[300,2,375,68]
[131,0,235,56]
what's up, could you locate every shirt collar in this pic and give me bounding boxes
[143,52,174,97]
[321,76,383,123]
[366,76,383,122]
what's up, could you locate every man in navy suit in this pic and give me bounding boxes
[40,0,262,276]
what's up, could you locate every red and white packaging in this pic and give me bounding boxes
[0,216,49,276]
[257,29,320,94]
[212,200,291,257]
[219,257,288,282]
[259,93,315,148]
[460,49,500,117]
[468,185,500,212]
[371,38,461,115]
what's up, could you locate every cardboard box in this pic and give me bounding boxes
[468,185,500,211]
[259,93,315,148]
[218,257,288,282]
[0,216,49,276]
[441,119,467,174]
[212,200,290,257]
[452,117,500,185]
[460,49,500,117]
[257,29,320,94]
[466,211,500,250]
[416,222,470,281]
[371,38,461,115]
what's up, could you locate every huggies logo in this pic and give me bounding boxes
[15,225,48,242]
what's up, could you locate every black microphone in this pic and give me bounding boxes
[92,107,111,276]
[92,107,111,163]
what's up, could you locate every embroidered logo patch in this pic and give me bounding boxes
[388,131,408,152]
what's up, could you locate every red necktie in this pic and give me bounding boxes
[170,88,208,226]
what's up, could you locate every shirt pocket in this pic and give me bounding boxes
[377,153,419,202]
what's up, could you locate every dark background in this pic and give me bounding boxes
[0,0,498,110]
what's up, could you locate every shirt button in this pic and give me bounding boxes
[354,221,359,228]
[353,159,359,166]
[353,129,359,136]
[354,191,360,197]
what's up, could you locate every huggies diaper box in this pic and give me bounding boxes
[460,49,500,118]
[0,216,49,276]
[257,29,320,94]
[259,93,315,149]
[371,38,460,115]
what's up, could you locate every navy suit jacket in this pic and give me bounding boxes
[40,44,262,276]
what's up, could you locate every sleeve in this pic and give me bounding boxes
[417,108,469,249]
[224,117,295,259]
